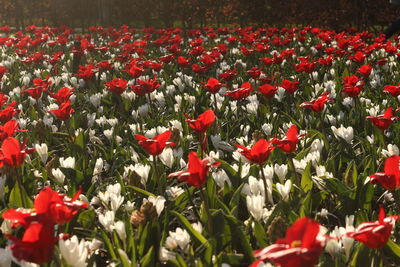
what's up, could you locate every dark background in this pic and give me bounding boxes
[1,0,399,31]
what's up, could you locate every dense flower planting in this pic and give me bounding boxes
[1,25,400,266]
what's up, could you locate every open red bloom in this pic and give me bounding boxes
[127,64,143,78]
[76,64,97,81]
[271,125,305,153]
[342,75,364,97]
[6,221,56,264]
[370,155,400,190]
[48,101,74,121]
[106,78,128,94]
[49,87,74,103]
[357,64,372,77]
[21,87,45,99]
[258,84,278,98]
[251,217,324,267]
[0,104,19,123]
[185,109,216,134]
[0,137,30,167]
[384,85,400,97]
[225,82,253,100]
[219,69,237,81]
[168,152,219,187]
[236,138,275,164]
[347,207,400,249]
[366,107,398,130]
[0,120,25,141]
[281,79,300,94]
[131,77,160,96]
[202,78,226,94]
[134,130,175,156]
[300,92,334,112]
[2,186,88,264]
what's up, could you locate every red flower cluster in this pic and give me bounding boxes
[2,187,88,264]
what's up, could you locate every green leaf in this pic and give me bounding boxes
[140,246,155,267]
[253,220,268,247]
[225,215,255,263]
[300,163,313,193]
[9,182,33,208]
[126,185,156,198]
[101,230,117,260]
[77,209,96,228]
[383,240,400,263]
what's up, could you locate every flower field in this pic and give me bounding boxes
[1,25,400,266]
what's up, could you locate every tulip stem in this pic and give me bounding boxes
[15,168,26,208]
[259,164,269,205]
[153,155,162,194]
[213,93,219,115]
[184,185,201,221]
[200,186,213,235]
[288,155,299,185]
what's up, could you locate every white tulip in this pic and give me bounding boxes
[35,143,48,164]
[276,180,292,201]
[246,195,265,221]
[113,221,126,240]
[331,125,353,144]
[274,164,288,183]
[52,168,65,184]
[159,148,174,168]
[59,235,88,267]
[59,157,75,169]
[98,210,115,232]
[165,227,191,252]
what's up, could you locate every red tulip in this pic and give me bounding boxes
[6,221,56,264]
[281,79,300,94]
[48,100,74,121]
[0,120,25,141]
[21,87,46,99]
[202,78,226,94]
[347,207,400,249]
[258,84,278,98]
[185,109,216,134]
[49,87,74,103]
[236,138,275,164]
[2,186,88,264]
[251,217,325,267]
[0,103,19,123]
[370,155,400,190]
[168,152,219,187]
[131,77,160,96]
[0,137,29,167]
[134,130,175,156]
[384,85,400,97]
[366,107,398,130]
[106,78,128,95]
[342,75,364,97]
[357,64,372,77]
[271,125,305,153]
[76,64,97,81]
[300,92,334,112]
[225,82,253,100]
[219,69,237,81]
